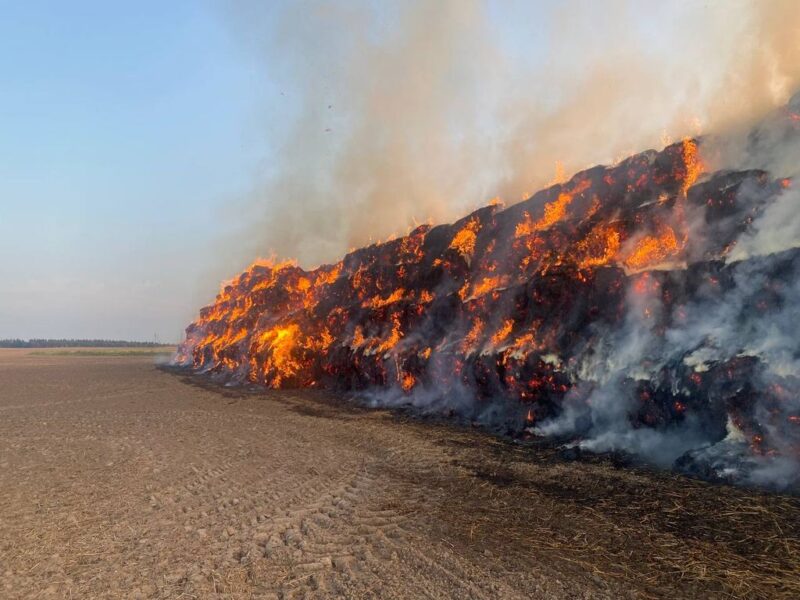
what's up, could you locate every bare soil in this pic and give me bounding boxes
[0,349,797,599]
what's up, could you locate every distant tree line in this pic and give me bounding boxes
[0,339,171,348]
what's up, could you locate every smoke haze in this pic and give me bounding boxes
[225,0,800,268]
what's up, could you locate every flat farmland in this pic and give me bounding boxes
[0,350,798,599]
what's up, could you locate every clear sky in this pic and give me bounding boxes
[0,1,269,342]
[0,1,786,342]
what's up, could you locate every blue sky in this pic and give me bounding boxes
[0,1,270,341]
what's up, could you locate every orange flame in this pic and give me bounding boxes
[491,319,514,345]
[680,138,703,196]
[449,217,481,257]
[516,179,591,237]
[575,223,622,269]
[623,225,680,271]
[400,372,416,392]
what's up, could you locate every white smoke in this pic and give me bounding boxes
[729,185,800,261]
[220,0,800,270]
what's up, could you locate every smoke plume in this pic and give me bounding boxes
[224,0,800,268]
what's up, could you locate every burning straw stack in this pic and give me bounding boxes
[176,99,800,489]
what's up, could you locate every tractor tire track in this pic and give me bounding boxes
[1,351,797,599]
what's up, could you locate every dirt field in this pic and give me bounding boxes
[0,350,798,599]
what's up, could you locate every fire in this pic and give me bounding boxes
[575,223,622,269]
[507,331,540,356]
[536,191,573,230]
[297,277,311,292]
[400,372,416,392]
[460,275,505,301]
[175,131,784,460]
[461,318,485,353]
[623,224,681,271]
[516,179,592,237]
[163,95,800,488]
[315,266,341,286]
[679,137,703,196]
[449,217,481,257]
[351,326,366,348]
[491,319,514,345]
[250,324,301,387]
[363,288,406,309]
[375,313,403,354]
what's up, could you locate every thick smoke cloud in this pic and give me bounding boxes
[224,0,800,268]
